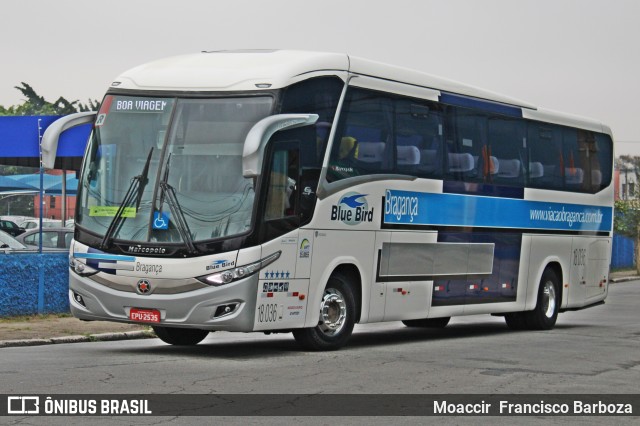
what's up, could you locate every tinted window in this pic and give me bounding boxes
[444,106,487,183]
[488,117,526,186]
[527,122,612,193]
[326,86,612,193]
[327,87,443,182]
[280,77,344,169]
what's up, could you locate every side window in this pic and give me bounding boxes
[396,99,444,179]
[488,117,526,187]
[264,144,299,221]
[444,106,488,183]
[527,122,564,191]
[42,232,58,248]
[328,87,443,182]
[592,133,613,192]
[328,88,393,182]
[527,122,611,193]
[576,129,612,193]
[561,127,586,190]
[280,77,344,170]
[24,234,36,245]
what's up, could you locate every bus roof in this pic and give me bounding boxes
[112,50,608,134]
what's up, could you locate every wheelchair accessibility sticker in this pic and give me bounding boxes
[153,211,170,230]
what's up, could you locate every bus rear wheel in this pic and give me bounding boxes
[152,326,210,346]
[402,317,450,328]
[524,268,560,330]
[504,268,560,331]
[293,272,356,351]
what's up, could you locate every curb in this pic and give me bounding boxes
[0,330,156,349]
[609,276,640,284]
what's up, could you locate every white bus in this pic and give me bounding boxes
[43,50,614,350]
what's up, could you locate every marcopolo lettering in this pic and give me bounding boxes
[127,245,167,255]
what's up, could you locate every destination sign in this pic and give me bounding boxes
[113,99,170,112]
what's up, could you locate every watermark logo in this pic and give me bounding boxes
[8,396,40,414]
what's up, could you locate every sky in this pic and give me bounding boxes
[2,0,639,156]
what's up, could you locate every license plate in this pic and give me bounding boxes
[129,308,161,323]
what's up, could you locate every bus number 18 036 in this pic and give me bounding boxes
[258,303,281,323]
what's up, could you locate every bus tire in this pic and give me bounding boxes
[504,312,528,330]
[152,326,210,346]
[292,272,356,351]
[402,317,450,328]
[524,268,560,330]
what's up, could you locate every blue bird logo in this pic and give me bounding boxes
[340,193,368,208]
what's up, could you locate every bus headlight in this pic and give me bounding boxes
[197,251,281,286]
[69,256,99,277]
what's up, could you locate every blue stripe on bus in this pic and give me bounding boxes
[439,92,523,117]
[383,189,612,233]
[73,252,136,262]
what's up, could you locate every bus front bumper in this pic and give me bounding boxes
[69,271,259,332]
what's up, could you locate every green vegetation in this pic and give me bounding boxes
[614,156,640,239]
[0,82,99,116]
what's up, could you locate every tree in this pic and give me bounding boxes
[0,82,99,116]
[614,155,640,272]
[614,199,640,238]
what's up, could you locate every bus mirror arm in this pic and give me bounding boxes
[41,111,97,169]
[242,113,319,178]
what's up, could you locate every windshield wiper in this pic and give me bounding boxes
[99,147,153,249]
[157,154,198,254]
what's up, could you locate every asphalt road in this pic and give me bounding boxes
[2,281,639,424]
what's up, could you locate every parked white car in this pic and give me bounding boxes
[0,229,28,252]
[18,219,63,230]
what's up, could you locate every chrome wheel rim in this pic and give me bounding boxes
[318,288,347,336]
[542,280,557,319]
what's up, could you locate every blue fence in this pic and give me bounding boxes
[612,234,635,269]
[0,252,69,317]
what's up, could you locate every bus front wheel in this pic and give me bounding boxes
[293,272,356,351]
[152,326,210,346]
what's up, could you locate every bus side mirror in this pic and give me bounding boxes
[242,114,318,178]
[41,111,97,169]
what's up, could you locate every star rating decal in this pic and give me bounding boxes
[263,270,291,279]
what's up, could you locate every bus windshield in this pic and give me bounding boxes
[77,95,274,245]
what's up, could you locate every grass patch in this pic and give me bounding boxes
[0,313,72,323]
